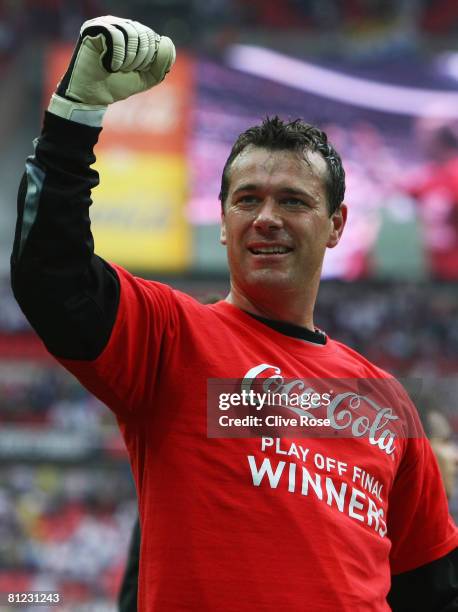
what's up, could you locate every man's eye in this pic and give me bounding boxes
[281,197,306,207]
[237,195,260,205]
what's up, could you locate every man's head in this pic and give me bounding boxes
[219,117,347,319]
[219,116,345,216]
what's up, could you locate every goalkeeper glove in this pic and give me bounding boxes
[48,15,176,127]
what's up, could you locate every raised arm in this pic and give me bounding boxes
[11,16,175,360]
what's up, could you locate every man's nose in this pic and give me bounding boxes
[252,198,283,232]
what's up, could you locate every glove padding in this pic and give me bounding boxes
[48,15,175,125]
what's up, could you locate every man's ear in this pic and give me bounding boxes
[220,208,227,245]
[327,204,347,248]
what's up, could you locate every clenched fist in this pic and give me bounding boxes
[48,15,176,126]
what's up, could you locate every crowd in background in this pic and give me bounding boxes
[0,355,136,606]
[315,282,458,375]
[0,463,135,608]
[1,0,458,60]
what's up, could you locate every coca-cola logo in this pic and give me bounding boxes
[241,364,399,455]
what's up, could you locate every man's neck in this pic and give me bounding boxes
[225,285,317,332]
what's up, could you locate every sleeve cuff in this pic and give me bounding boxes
[48,94,107,127]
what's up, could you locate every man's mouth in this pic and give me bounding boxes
[248,246,293,255]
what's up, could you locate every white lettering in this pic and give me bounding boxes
[326,477,347,512]
[247,456,286,488]
[301,466,323,500]
[349,488,366,522]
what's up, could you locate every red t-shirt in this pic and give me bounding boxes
[59,266,457,611]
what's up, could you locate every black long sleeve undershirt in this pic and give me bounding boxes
[388,548,458,611]
[11,112,119,360]
[10,112,458,611]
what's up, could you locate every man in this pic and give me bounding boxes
[11,16,458,612]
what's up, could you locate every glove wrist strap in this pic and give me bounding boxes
[48,94,107,127]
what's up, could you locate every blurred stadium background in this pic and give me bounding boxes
[0,0,457,610]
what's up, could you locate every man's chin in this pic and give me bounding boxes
[245,269,292,290]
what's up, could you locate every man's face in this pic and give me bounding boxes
[220,146,346,299]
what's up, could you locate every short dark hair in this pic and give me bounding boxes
[219,116,345,215]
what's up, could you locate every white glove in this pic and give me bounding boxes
[48,15,176,127]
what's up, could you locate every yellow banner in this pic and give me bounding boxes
[91,152,189,271]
